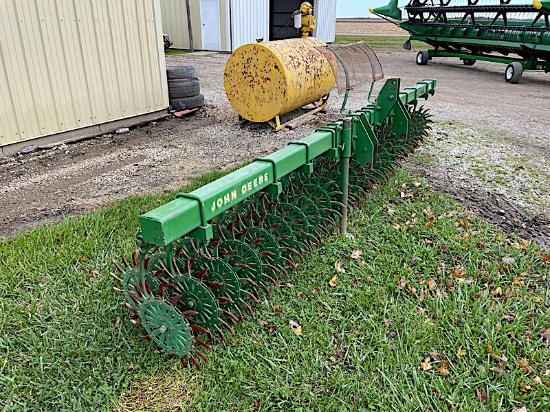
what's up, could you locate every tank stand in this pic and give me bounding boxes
[268,96,329,131]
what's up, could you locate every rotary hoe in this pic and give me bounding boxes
[112,78,436,369]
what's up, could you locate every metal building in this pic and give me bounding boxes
[160,0,337,52]
[0,0,168,155]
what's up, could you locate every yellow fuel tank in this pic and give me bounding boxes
[224,37,336,123]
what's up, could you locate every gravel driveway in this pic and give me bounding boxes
[0,50,548,247]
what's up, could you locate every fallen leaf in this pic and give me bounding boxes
[417,307,426,315]
[512,276,524,287]
[384,318,395,327]
[436,288,447,298]
[519,358,530,373]
[334,261,345,273]
[502,257,516,265]
[400,189,413,198]
[491,287,503,297]
[273,306,284,313]
[457,219,468,228]
[78,256,86,262]
[439,244,450,252]
[490,366,506,378]
[427,278,436,290]
[351,279,359,287]
[534,376,543,385]
[420,357,433,371]
[518,382,534,393]
[413,182,421,187]
[329,275,337,287]
[487,342,494,354]
[457,347,467,357]
[474,387,487,404]
[543,253,550,263]
[437,365,451,376]
[114,317,121,328]
[351,250,362,259]
[451,265,466,277]
[289,320,302,335]
[512,407,528,412]
[259,320,268,327]
[539,328,550,343]
[397,276,407,289]
[419,290,426,301]
[425,222,434,228]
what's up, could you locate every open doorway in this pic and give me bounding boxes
[269,0,302,40]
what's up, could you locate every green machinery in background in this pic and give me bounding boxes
[373,0,550,83]
[112,77,436,368]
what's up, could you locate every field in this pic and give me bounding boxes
[336,19,409,36]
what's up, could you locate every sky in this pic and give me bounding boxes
[336,0,390,18]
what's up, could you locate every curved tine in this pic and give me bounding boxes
[263,273,279,286]
[143,257,151,271]
[129,319,143,328]
[127,290,142,307]
[120,253,130,268]
[240,299,255,317]
[194,336,212,351]
[194,269,208,281]
[111,269,123,282]
[189,324,210,335]
[217,296,235,305]
[283,256,298,271]
[234,304,245,322]
[144,278,153,296]
[222,309,239,323]
[245,277,258,287]
[189,354,201,370]
[259,282,271,299]
[220,319,236,336]
[263,262,279,274]
[284,247,305,263]
[157,260,172,277]
[208,282,223,290]
[214,324,226,342]
[195,349,209,364]
[181,310,200,317]
[180,356,189,368]
[276,263,288,278]
[172,257,182,276]
[243,289,260,304]
[131,251,139,267]
[189,239,200,254]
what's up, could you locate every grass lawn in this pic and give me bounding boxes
[1,165,549,411]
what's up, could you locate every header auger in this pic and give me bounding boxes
[112,77,436,369]
[373,0,550,83]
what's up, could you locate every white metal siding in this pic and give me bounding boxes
[230,0,269,51]
[160,0,203,50]
[313,0,337,43]
[0,0,168,147]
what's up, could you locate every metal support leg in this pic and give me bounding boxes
[340,118,352,236]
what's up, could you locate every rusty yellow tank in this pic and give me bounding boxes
[224,37,336,123]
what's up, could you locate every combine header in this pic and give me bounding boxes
[373,0,550,83]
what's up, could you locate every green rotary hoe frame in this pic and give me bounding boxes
[373,0,550,83]
[112,77,436,369]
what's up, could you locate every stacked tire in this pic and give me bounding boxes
[166,66,204,111]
